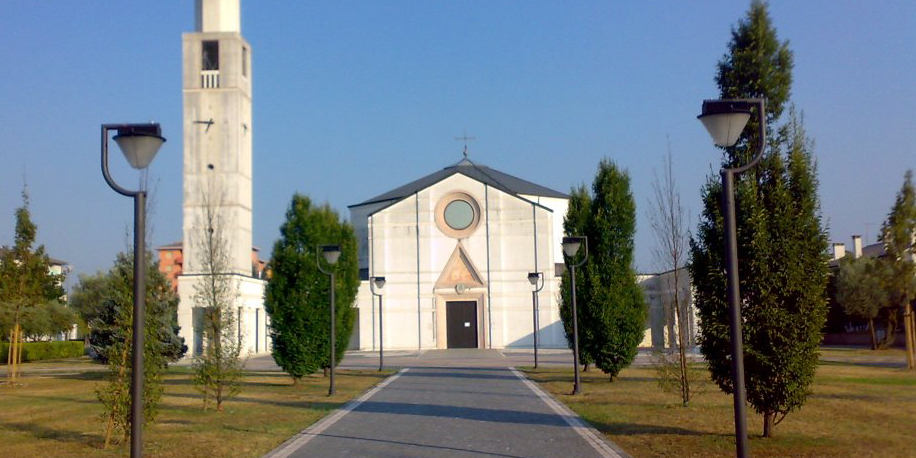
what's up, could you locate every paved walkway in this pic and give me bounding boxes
[261,349,631,458]
[245,347,704,372]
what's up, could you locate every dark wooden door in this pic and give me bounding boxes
[446,301,478,348]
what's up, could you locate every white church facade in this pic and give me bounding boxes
[349,157,570,350]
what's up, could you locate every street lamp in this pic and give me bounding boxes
[561,235,588,395]
[100,123,166,458]
[527,272,544,368]
[316,244,341,396]
[369,276,386,371]
[698,98,766,458]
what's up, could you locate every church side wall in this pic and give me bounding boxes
[519,194,569,264]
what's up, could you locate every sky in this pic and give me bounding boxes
[1,1,913,290]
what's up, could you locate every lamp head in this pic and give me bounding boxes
[372,276,386,290]
[562,236,585,258]
[321,245,341,265]
[113,124,166,170]
[697,99,753,147]
[527,272,541,286]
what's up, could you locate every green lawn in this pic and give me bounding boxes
[523,355,916,458]
[0,358,391,458]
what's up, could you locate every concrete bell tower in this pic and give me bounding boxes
[178,0,267,356]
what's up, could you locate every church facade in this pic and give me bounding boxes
[349,157,570,350]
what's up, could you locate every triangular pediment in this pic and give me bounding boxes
[435,243,484,289]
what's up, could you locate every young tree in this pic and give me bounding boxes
[0,190,64,385]
[190,185,244,411]
[836,255,887,350]
[690,2,829,437]
[560,161,645,381]
[648,149,694,406]
[81,257,185,365]
[20,300,77,341]
[92,251,186,448]
[878,170,916,367]
[265,194,359,383]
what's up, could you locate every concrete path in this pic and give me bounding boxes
[262,350,631,458]
[245,347,705,372]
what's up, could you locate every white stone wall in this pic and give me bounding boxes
[177,274,269,357]
[352,174,568,350]
[638,268,696,349]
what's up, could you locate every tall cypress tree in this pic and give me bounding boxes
[689,1,828,437]
[878,170,916,366]
[584,160,645,380]
[264,194,359,383]
[560,161,645,380]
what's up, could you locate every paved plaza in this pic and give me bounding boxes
[259,349,632,458]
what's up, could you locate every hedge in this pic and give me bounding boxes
[0,341,85,363]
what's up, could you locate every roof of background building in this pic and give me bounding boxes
[350,157,569,208]
[0,247,67,266]
[828,241,887,268]
[156,241,261,252]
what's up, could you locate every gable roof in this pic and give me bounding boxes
[350,157,568,208]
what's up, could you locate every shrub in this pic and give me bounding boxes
[0,341,84,363]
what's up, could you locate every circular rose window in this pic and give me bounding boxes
[435,192,481,238]
[444,200,474,230]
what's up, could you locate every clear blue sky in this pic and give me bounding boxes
[1,1,913,288]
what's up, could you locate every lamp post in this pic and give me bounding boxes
[698,98,766,458]
[561,236,588,395]
[527,272,544,368]
[317,244,341,396]
[100,123,166,458]
[369,276,386,371]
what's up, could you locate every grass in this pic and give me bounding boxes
[0,357,391,458]
[523,359,916,458]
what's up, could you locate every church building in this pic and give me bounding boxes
[349,156,570,350]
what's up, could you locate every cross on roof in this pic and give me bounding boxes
[454,131,476,158]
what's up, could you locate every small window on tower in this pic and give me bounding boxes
[242,46,248,77]
[202,40,219,70]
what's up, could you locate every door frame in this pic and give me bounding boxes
[435,291,486,349]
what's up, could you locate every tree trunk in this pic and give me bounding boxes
[104,346,130,449]
[103,413,115,449]
[6,328,14,385]
[881,309,898,349]
[583,363,589,372]
[910,310,916,366]
[676,306,690,407]
[904,304,915,370]
[16,324,23,376]
[763,411,776,438]
[323,367,328,377]
[868,318,878,350]
[10,324,22,384]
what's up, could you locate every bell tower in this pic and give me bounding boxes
[178,0,266,355]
